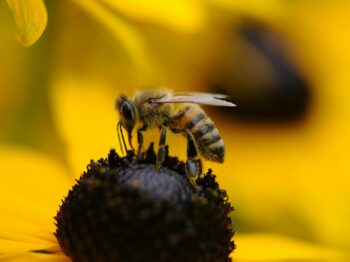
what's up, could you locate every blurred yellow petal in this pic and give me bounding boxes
[0,146,72,241]
[72,0,152,78]
[6,0,47,46]
[273,2,350,250]
[50,76,118,178]
[234,233,349,261]
[212,120,350,249]
[102,0,206,32]
[203,1,350,252]
[206,0,283,22]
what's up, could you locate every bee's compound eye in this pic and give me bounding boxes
[120,101,136,132]
[121,102,134,120]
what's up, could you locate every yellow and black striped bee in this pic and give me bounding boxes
[116,90,235,177]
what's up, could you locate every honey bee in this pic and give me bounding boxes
[116,90,235,177]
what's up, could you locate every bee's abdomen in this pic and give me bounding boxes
[168,106,225,163]
[182,108,224,163]
[191,117,225,163]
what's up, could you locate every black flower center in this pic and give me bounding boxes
[55,144,235,262]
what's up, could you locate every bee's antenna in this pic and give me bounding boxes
[118,121,128,154]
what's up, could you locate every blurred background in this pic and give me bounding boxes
[1,0,350,258]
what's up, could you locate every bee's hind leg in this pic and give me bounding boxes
[156,127,167,169]
[185,131,202,177]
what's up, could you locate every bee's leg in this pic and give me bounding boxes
[156,127,167,169]
[185,132,202,177]
[127,131,135,152]
[117,121,128,155]
[137,124,147,158]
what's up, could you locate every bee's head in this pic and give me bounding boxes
[116,95,137,133]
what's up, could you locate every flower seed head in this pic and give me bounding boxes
[55,144,235,262]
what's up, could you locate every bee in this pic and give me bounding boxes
[116,89,235,177]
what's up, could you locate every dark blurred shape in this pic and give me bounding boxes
[212,21,311,123]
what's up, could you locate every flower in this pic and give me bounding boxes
[55,146,234,261]
[0,77,347,261]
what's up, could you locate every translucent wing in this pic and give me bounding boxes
[174,92,230,99]
[156,93,236,107]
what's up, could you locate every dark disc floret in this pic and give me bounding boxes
[55,144,235,262]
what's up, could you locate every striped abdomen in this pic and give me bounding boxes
[168,105,225,163]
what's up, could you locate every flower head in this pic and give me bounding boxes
[55,144,235,261]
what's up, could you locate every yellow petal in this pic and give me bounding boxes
[233,233,349,261]
[0,239,61,255]
[203,1,350,252]
[1,242,67,261]
[206,0,284,22]
[50,76,119,179]
[6,0,47,46]
[0,146,73,241]
[72,0,152,78]
[6,253,69,262]
[271,2,350,250]
[102,0,206,32]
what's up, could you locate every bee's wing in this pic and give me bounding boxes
[156,94,236,107]
[174,92,230,99]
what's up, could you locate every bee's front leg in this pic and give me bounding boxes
[117,120,128,155]
[185,131,202,177]
[137,124,147,158]
[156,127,167,169]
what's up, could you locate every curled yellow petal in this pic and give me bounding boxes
[6,0,48,46]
